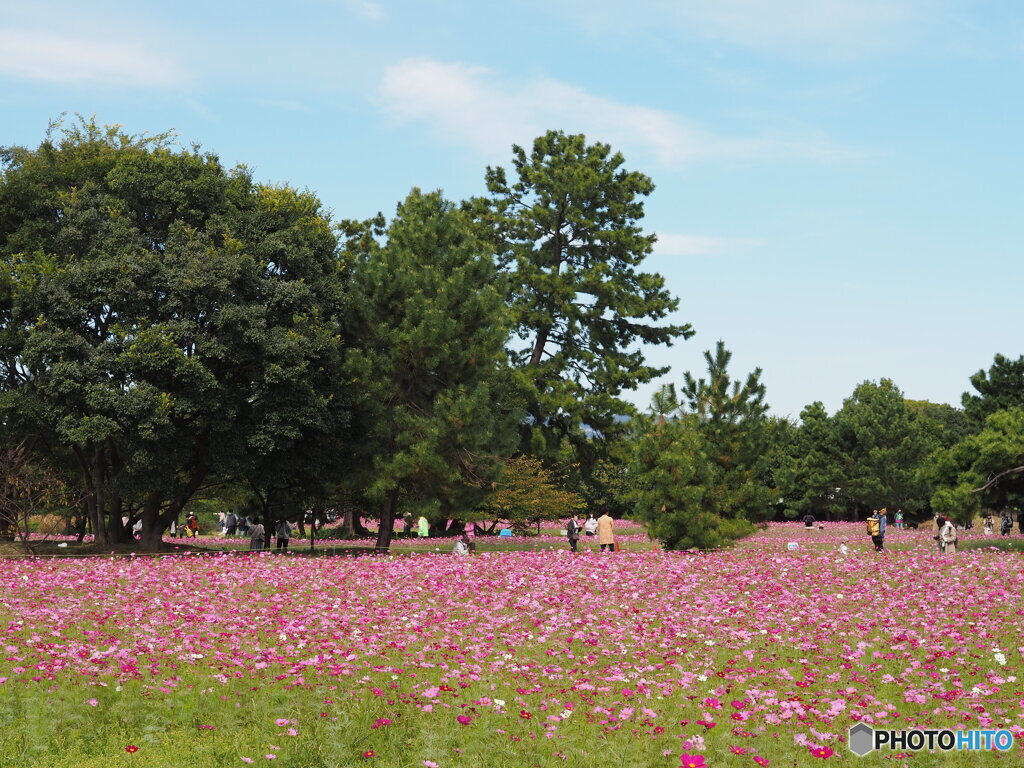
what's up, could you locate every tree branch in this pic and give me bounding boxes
[972,466,1024,494]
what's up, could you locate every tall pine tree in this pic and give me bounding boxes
[344,189,518,551]
[480,131,691,460]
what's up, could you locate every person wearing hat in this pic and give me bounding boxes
[185,513,199,538]
[866,510,884,551]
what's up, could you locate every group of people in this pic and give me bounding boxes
[244,518,293,551]
[566,512,617,552]
[448,512,620,555]
[982,510,1022,536]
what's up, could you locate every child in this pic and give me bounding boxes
[837,537,850,556]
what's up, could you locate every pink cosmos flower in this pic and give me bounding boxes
[85,698,98,707]
[680,754,707,768]
[808,746,834,759]
[274,719,289,727]
[753,757,769,766]
[457,715,472,725]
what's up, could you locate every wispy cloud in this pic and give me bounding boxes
[378,57,855,167]
[654,234,761,259]
[554,0,941,58]
[0,28,186,86]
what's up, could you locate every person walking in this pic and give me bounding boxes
[1001,509,1013,536]
[249,517,266,551]
[185,513,200,539]
[939,516,958,554]
[417,515,429,538]
[583,514,598,537]
[894,509,904,529]
[597,512,616,552]
[275,519,292,550]
[866,510,884,552]
[224,512,238,538]
[984,514,994,535]
[566,515,580,552]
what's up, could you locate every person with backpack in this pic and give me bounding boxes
[224,512,238,538]
[1001,509,1013,536]
[866,510,884,551]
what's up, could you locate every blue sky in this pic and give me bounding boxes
[2,0,1022,419]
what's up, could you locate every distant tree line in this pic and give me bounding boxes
[0,118,1017,552]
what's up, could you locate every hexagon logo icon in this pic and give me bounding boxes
[848,723,875,757]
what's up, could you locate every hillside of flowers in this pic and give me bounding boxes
[1,523,1023,766]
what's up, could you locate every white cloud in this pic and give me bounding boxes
[654,234,760,258]
[378,57,854,167]
[0,28,186,87]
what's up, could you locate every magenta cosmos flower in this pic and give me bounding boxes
[680,754,706,768]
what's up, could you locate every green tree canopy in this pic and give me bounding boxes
[343,189,519,551]
[962,353,1024,426]
[775,401,842,518]
[0,118,348,549]
[630,341,775,550]
[928,407,1024,522]
[833,379,927,516]
[479,130,692,461]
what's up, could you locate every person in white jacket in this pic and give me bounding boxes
[940,518,958,555]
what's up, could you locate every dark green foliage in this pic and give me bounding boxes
[927,408,1024,522]
[343,189,519,550]
[0,118,348,548]
[833,379,928,514]
[480,130,692,460]
[630,341,775,550]
[962,353,1024,426]
[775,401,844,518]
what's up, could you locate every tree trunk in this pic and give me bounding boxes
[87,446,109,545]
[374,490,399,552]
[353,513,370,537]
[342,508,355,537]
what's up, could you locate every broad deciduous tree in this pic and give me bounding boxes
[0,118,348,549]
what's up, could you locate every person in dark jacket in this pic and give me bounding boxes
[566,516,581,552]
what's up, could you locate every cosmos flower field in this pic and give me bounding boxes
[2,524,1023,767]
